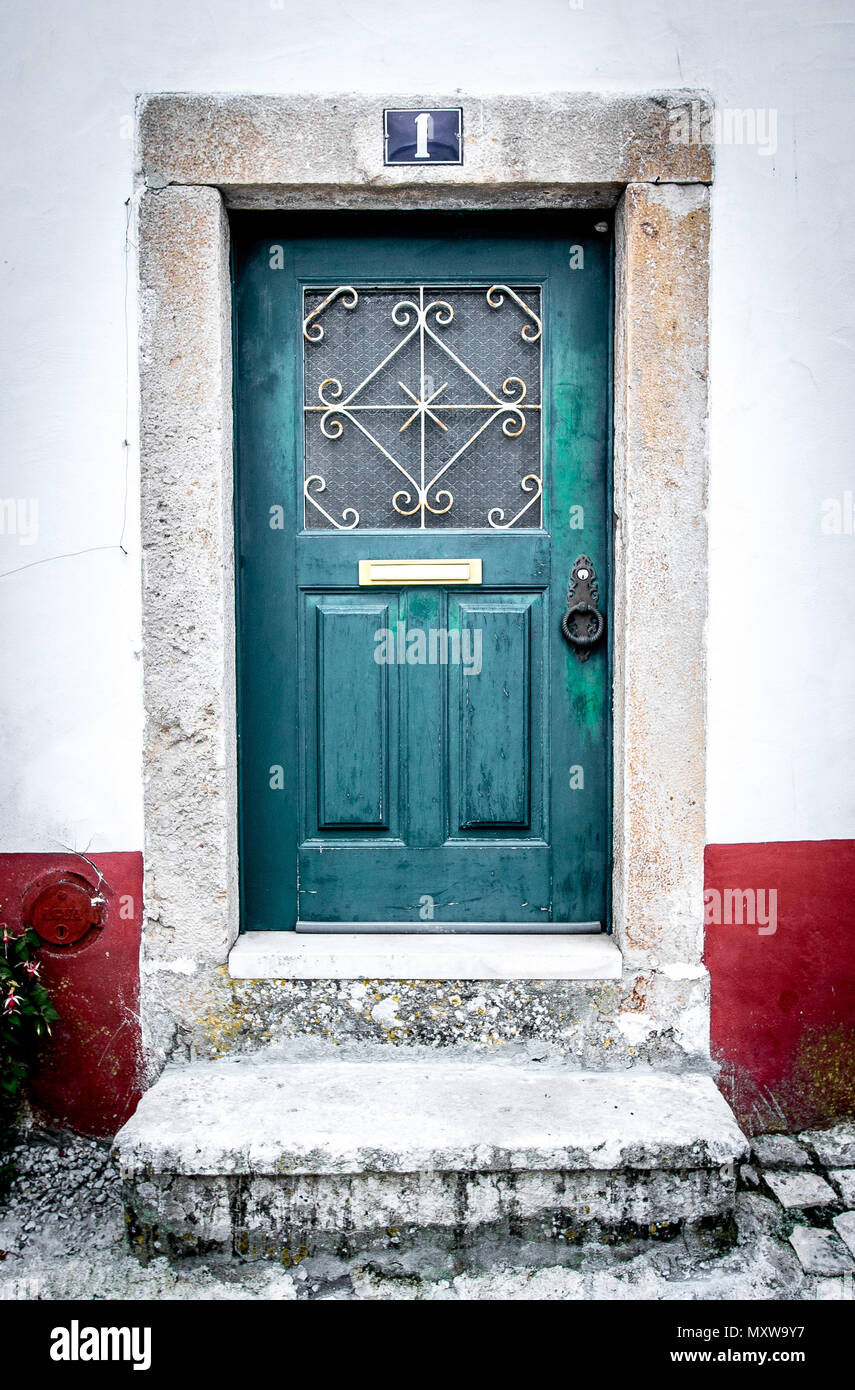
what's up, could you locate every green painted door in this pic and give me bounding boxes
[233,213,611,932]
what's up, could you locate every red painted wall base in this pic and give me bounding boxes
[706,840,855,1136]
[0,852,143,1138]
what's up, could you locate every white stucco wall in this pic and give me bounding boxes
[0,0,852,852]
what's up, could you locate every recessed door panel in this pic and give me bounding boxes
[306,595,399,833]
[448,595,544,836]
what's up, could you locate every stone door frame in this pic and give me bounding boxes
[137,92,711,1056]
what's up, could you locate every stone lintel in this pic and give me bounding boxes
[138,91,713,194]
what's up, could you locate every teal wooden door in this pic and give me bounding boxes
[233,213,611,932]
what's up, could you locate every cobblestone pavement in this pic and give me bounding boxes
[1,1123,854,1301]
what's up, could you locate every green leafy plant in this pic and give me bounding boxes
[1,922,59,1147]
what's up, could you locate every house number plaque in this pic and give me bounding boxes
[384,108,463,165]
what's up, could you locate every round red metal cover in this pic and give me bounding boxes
[22,872,104,948]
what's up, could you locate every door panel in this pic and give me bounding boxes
[449,595,542,835]
[233,212,612,932]
[307,594,400,834]
[297,844,551,927]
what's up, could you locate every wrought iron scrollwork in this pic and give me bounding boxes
[302,284,543,530]
[486,284,543,342]
[303,286,358,341]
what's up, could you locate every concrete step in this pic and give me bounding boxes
[115,1059,748,1265]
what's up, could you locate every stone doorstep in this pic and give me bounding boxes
[115,1061,747,1261]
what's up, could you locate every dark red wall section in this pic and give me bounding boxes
[706,840,855,1136]
[0,852,143,1138]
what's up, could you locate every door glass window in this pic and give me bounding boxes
[302,284,542,530]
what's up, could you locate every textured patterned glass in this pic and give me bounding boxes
[302,285,542,530]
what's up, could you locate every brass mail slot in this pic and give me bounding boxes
[358,558,483,586]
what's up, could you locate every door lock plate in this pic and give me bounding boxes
[562,555,605,660]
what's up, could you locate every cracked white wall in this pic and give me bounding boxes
[0,0,853,852]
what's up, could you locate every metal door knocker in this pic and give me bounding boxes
[562,555,605,661]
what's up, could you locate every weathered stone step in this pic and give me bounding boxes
[115,1059,747,1264]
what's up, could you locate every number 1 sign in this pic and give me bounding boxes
[384,108,463,165]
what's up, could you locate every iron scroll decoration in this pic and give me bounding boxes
[562,555,605,661]
[301,284,543,530]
